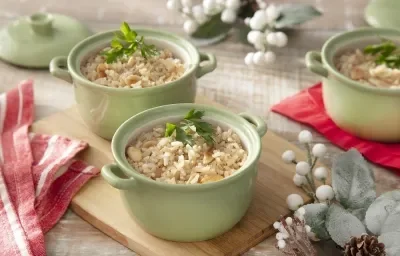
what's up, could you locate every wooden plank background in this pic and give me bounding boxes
[0,0,398,255]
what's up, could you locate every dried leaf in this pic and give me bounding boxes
[379,232,400,256]
[332,149,376,221]
[365,190,400,235]
[303,203,330,240]
[325,204,366,247]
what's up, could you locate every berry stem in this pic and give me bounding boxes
[305,144,317,191]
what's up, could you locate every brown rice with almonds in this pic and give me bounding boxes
[80,48,185,88]
[126,125,248,184]
[335,49,400,88]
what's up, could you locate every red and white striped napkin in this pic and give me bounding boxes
[0,80,99,256]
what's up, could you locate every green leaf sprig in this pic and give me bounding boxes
[364,39,400,69]
[101,22,159,64]
[165,109,214,146]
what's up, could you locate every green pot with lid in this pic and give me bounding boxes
[0,12,92,68]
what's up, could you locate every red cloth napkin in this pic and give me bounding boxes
[271,82,400,173]
[0,80,99,256]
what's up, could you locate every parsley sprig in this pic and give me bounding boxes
[364,39,400,69]
[165,109,215,146]
[101,22,159,64]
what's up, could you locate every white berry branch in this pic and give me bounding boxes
[283,130,334,211]
[167,0,241,34]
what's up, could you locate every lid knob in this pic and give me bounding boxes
[28,13,53,36]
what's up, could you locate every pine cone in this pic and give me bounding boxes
[343,235,386,256]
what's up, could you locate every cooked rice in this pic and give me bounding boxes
[335,49,400,88]
[80,48,185,88]
[126,125,248,184]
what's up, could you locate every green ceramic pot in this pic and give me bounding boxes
[305,27,400,142]
[50,28,216,140]
[101,103,267,242]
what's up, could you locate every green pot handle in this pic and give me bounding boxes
[101,163,136,190]
[239,113,268,138]
[305,51,328,78]
[196,52,217,78]
[49,56,73,83]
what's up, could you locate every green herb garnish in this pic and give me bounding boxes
[101,22,159,63]
[165,109,214,146]
[364,39,400,69]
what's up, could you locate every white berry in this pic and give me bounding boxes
[221,9,237,23]
[264,51,276,64]
[276,232,288,240]
[277,239,286,249]
[298,130,313,143]
[181,0,193,7]
[314,167,328,181]
[286,194,304,211]
[258,1,267,9]
[183,19,198,34]
[285,217,293,225]
[225,0,240,10]
[192,5,208,23]
[316,185,335,201]
[252,51,264,65]
[203,0,217,14]
[266,32,278,45]
[166,0,181,10]
[275,31,288,47]
[281,150,295,163]
[244,52,255,66]
[247,30,263,45]
[203,0,216,9]
[293,174,307,186]
[305,225,312,233]
[265,4,280,23]
[244,17,251,25]
[273,221,281,230]
[249,16,265,30]
[297,207,306,216]
[312,143,327,158]
[296,161,310,176]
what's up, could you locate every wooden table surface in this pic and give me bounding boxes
[0,0,399,255]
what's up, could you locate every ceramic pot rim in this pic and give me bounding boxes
[67,27,200,95]
[321,27,400,96]
[111,103,262,191]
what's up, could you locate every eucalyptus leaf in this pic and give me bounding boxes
[274,4,322,29]
[379,232,400,256]
[325,204,366,247]
[365,190,400,235]
[332,149,376,220]
[303,203,330,240]
[191,14,232,39]
[235,22,252,45]
[381,213,400,234]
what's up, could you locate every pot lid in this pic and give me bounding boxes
[364,0,400,29]
[0,12,92,68]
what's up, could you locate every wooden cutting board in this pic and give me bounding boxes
[31,96,310,256]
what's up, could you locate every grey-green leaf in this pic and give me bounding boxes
[274,4,322,29]
[365,190,400,235]
[381,213,400,234]
[379,232,400,256]
[332,149,376,220]
[191,14,233,39]
[303,203,330,240]
[325,204,366,247]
